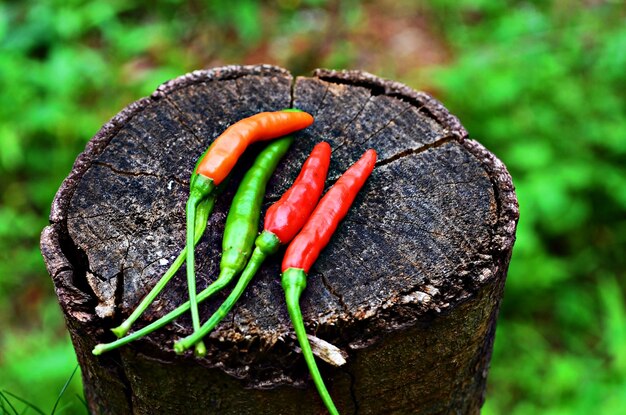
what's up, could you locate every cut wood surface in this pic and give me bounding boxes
[41,64,518,414]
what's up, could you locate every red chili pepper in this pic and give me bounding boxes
[264,141,332,244]
[282,149,377,273]
[281,148,377,415]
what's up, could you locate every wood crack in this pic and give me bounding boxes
[92,160,187,186]
[114,268,125,319]
[375,134,457,168]
[313,82,330,117]
[319,271,350,317]
[116,354,135,413]
[341,242,379,289]
[138,255,170,281]
[332,104,407,154]
[289,74,297,108]
[331,94,374,152]
[164,96,205,145]
[314,69,468,140]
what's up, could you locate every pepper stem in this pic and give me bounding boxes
[111,196,216,338]
[186,174,215,357]
[174,268,237,357]
[93,266,238,356]
[282,268,340,415]
[94,232,281,356]
[174,231,280,353]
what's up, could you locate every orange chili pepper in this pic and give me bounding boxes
[196,111,314,185]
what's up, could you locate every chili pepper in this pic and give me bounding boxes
[282,149,377,415]
[93,142,331,356]
[195,110,314,185]
[185,110,313,355]
[173,142,332,353]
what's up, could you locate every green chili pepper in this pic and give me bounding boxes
[181,135,293,355]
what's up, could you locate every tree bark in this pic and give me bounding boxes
[40,64,518,414]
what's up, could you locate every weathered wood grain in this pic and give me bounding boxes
[41,64,518,414]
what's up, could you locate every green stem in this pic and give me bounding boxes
[189,267,238,357]
[111,196,216,338]
[92,267,237,356]
[173,247,267,353]
[173,231,281,353]
[185,175,215,357]
[282,268,340,415]
[185,194,206,356]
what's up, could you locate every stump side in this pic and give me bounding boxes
[41,64,518,414]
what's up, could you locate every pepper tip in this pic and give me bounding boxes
[194,342,207,358]
[110,326,127,338]
[173,340,187,355]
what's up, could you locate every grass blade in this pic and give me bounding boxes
[0,390,19,415]
[1,391,44,415]
[50,364,79,415]
[74,393,89,414]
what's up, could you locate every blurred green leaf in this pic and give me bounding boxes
[0,126,23,171]
[598,275,626,374]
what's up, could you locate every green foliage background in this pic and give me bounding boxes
[1,0,624,413]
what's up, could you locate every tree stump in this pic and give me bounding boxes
[40,65,518,414]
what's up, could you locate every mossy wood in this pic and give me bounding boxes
[40,65,518,414]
